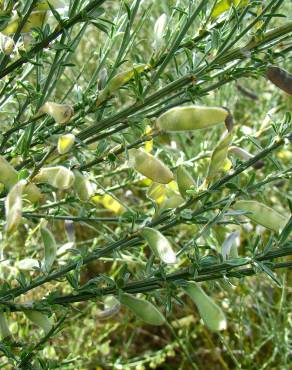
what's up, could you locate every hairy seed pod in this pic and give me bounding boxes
[39,102,74,124]
[153,13,167,48]
[206,132,233,182]
[0,156,41,202]
[0,155,18,188]
[5,180,26,234]
[0,33,14,55]
[183,282,227,332]
[97,64,148,105]
[17,258,39,271]
[233,200,287,233]
[24,310,53,334]
[96,296,121,320]
[34,0,64,11]
[2,11,47,35]
[73,170,94,201]
[176,165,196,198]
[34,166,75,190]
[128,148,173,184]
[119,293,165,326]
[156,105,229,132]
[141,227,176,264]
[57,133,75,154]
[229,146,264,169]
[41,227,57,273]
[0,313,11,339]
[266,65,292,95]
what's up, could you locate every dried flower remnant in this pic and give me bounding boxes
[39,102,74,124]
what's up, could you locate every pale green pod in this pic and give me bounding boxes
[17,258,39,271]
[57,133,75,154]
[141,227,176,264]
[183,282,227,332]
[5,180,26,234]
[34,166,75,190]
[24,310,53,334]
[97,64,148,104]
[153,13,167,48]
[0,313,11,339]
[156,105,229,132]
[73,170,94,201]
[39,102,74,124]
[160,193,184,211]
[41,227,57,272]
[206,132,233,182]
[0,155,18,189]
[233,200,287,233]
[128,148,173,184]
[176,165,196,198]
[119,293,165,326]
[0,156,41,203]
[0,33,14,55]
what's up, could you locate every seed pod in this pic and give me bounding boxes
[156,105,229,132]
[183,282,227,332]
[34,0,64,11]
[0,156,41,203]
[39,102,74,124]
[41,227,57,273]
[5,180,26,234]
[176,165,196,198]
[17,258,39,271]
[34,166,75,190]
[97,64,148,104]
[229,146,264,169]
[221,231,240,260]
[119,293,165,326]
[0,155,18,189]
[266,65,292,95]
[0,33,14,55]
[57,133,75,154]
[73,170,94,201]
[24,310,53,334]
[160,193,184,211]
[2,11,47,35]
[128,148,173,184]
[206,132,233,182]
[141,227,176,264]
[96,296,121,320]
[0,313,11,339]
[233,200,287,233]
[153,13,167,48]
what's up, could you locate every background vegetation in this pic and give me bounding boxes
[0,0,291,369]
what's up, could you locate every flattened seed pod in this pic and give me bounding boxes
[39,102,74,124]
[156,105,229,132]
[0,313,11,339]
[0,156,41,203]
[0,33,14,55]
[128,148,174,184]
[97,64,148,104]
[176,165,196,198]
[5,180,26,234]
[41,227,57,273]
[119,293,165,326]
[57,133,75,154]
[183,282,227,332]
[206,132,233,182]
[141,227,176,264]
[24,310,53,334]
[34,166,75,190]
[233,200,287,233]
[266,65,292,95]
[73,170,94,201]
